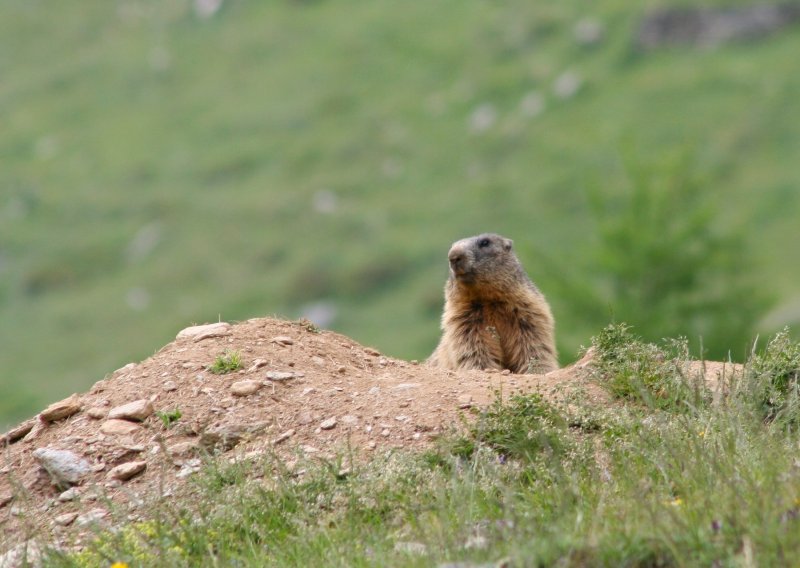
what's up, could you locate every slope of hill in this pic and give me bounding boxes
[3,0,800,426]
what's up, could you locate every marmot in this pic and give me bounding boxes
[428,233,558,374]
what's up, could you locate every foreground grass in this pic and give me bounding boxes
[46,327,800,567]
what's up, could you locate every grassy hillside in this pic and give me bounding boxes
[3,0,800,426]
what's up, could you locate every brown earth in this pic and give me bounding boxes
[0,317,739,558]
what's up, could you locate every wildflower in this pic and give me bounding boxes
[111,563,130,568]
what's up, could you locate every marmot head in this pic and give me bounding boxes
[447,233,516,285]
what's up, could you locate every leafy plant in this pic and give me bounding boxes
[207,351,243,375]
[745,327,800,425]
[591,322,698,410]
[155,408,182,429]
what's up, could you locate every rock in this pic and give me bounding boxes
[168,441,200,457]
[163,381,178,392]
[108,399,154,422]
[554,71,582,99]
[320,417,337,430]
[230,380,262,397]
[341,415,359,426]
[54,512,79,527]
[32,448,91,487]
[176,321,231,341]
[58,487,80,502]
[364,347,381,357]
[86,407,108,420]
[39,393,82,422]
[0,493,12,508]
[574,17,605,46]
[22,420,48,443]
[100,419,143,436]
[246,359,268,372]
[107,461,147,481]
[75,508,108,527]
[1,419,36,447]
[637,4,800,50]
[266,371,300,381]
[0,540,42,568]
[458,394,473,409]
[272,429,295,445]
[200,422,267,452]
[270,336,294,346]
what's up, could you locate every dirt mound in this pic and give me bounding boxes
[0,317,655,556]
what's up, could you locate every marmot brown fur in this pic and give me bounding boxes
[428,233,558,374]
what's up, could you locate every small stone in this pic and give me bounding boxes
[0,493,12,508]
[266,371,298,381]
[58,487,80,502]
[270,336,294,346]
[297,412,313,425]
[163,381,178,392]
[22,419,48,442]
[54,512,79,526]
[1,419,36,446]
[0,541,42,568]
[168,441,199,457]
[100,419,143,436]
[75,508,108,527]
[364,347,381,357]
[381,429,391,437]
[109,399,154,422]
[107,461,147,481]
[554,71,582,99]
[368,441,377,449]
[311,356,325,366]
[272,429,295,445]
[200,422,267,452]
[86,407,108,420]
[458,394,473,409]
[337,365,347,374]
[231,380,262,397]
[392,383,420,391]
[501,369,511,376]
[320,417,337,430]
[341,415,359,426]
[246,359,268,372]
[176,322,231,340]
[40,393,82,422]
[32,448,91,487]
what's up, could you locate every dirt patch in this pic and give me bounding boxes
[0,317,713,556]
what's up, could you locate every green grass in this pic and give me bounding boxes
[39,328,800,567]
[206,350,242,375]
[3,0,800,425]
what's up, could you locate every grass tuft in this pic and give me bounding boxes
[207,351,243,375]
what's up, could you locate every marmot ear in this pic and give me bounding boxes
[504,238,513,251]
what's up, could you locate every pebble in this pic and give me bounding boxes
[75,508,108,527]
[54,512,79,527]
[270,336,294,346]
[364,347,381,357]
[266,371,300,381]
[109,399,154,422]
[176,322,231,340]
[272,429,295,445]
[230,380,262,397]
[458,394,473,409]
[107,461,147,481]
[58,487,80,502]
[320,417,337,430]
[168,441,199,457]
[39,393,82,422]
[32,448,91,486]
[86,407,108,420]
[100,419,142,436]
[163,381,178,392]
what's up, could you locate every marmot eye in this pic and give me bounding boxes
[478,238,491,248]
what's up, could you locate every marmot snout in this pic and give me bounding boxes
[428,233,558,374]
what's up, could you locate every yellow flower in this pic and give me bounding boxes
[111,563,130,568]
[667,497,683,507]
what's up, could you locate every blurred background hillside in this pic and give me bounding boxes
[3,0,800,427]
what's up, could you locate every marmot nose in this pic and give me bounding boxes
[449,251,465,269]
